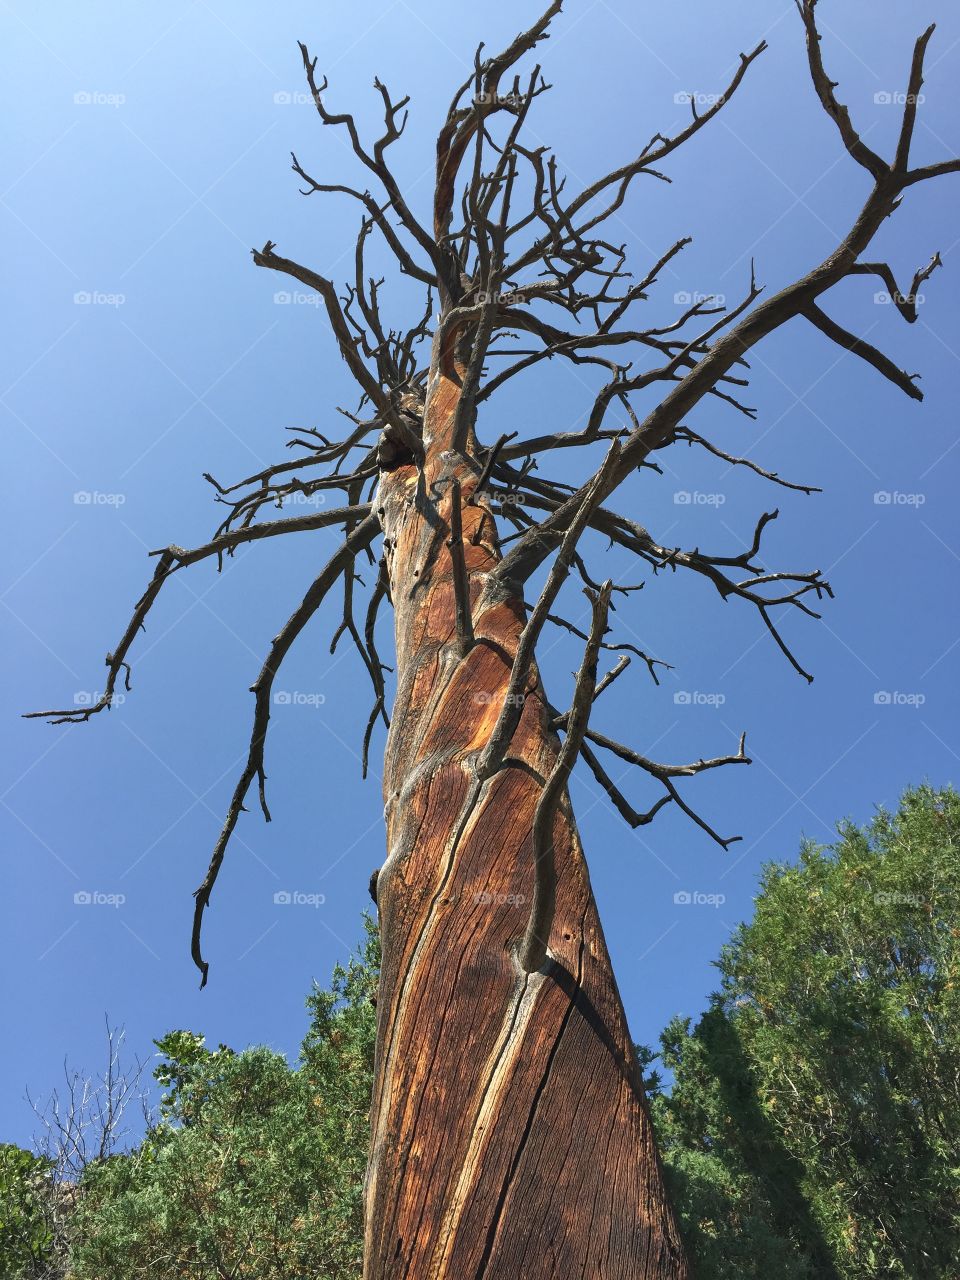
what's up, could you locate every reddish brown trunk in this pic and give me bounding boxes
[363,370,688,1279]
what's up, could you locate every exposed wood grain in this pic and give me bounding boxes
[365,374,687,1278]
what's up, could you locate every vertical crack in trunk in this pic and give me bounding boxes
[471,924,587,1280]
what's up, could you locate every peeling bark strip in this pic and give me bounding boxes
[365,376,687,1277]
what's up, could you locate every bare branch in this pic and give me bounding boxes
[519,580,611,972]
[253,241,398,418]
[298,42,440,273]
[584,727,750,781]
[894,24,937,172]
[191,513,380,988]
[593,654,631,702]
[24,505,374,724]
[673,427,821,494]
[477,440,621,779]
[471,430,519,503]
[540,610,667,687]
[849,253,942,323]
[290,155,435,286]
[803,302,923,400]
[447,478,475,657]
[504,41,767,281]
[361,559,392,778]
[579,741,672,830]
[584,727,750,849]
[794,0,886,178]
[434,2,563,255]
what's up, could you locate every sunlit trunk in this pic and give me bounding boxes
[363,367,688,1278]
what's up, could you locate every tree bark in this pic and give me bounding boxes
[365,368,688,1278]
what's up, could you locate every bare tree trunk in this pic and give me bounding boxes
[365,371,688,1278]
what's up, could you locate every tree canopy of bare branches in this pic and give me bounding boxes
[30,0,956,983]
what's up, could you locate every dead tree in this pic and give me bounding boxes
[27,1020,150,1277]
[28,2,959,1275]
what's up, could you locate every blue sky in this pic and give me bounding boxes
[3,0,959,1145]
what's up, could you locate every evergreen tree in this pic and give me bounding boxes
[652,785,960,1278]
[70,920,379,1280]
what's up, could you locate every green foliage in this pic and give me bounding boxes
[649,1010,823,1279]
[651,784,960,1279]
[151,1030,236,1126]
[70,917,379,1280]
[9,794,959,1277]
[0,1145,54,1278]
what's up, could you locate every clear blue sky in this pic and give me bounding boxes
[3,0,959,1145]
